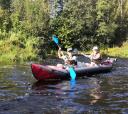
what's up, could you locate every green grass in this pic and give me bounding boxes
[0,30,128,61]
[100,40,128,58]
[0,31,42,61]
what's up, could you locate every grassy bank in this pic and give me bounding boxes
[0,31,128,62]
[100,40,128,58]
[74,39,128,59]
[0,31,42,62]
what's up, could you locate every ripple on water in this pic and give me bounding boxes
[0,58,128,113]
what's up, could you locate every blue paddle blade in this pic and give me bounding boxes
[52,36,59,44]
[70,79,76,85]
[69,68,76,79]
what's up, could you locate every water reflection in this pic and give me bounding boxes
[89,78,102,105]
[72,77,103,107]
[31,80,63,96]
[31,79,78,113]
[1,57,128,113]
[31,79,77,96]
[32,80,62,90]
[31,77,103,112]
[31,77,102,105]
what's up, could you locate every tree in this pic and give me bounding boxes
[0,0,11,10]
[10,0,50,37]
[51,0,96,50]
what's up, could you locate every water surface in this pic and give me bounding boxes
[0,57,128,113]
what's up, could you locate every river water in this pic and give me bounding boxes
[0,56,128,113]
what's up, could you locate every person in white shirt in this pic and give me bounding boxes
[84,46,102,67]
[57,47,77,68]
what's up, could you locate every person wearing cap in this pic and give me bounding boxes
[57,47,77,68]
[84,46,102,67]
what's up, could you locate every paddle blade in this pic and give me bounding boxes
[69,68,76,79]
[70,79,76,85]
[52,36,59,44]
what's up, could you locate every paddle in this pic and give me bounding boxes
[73,48,90,56]
[69,68,76,80]
[52,36,76,79]
[52,36,64,56]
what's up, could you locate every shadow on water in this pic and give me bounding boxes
[31,79,77,95]
[32,80,63,90]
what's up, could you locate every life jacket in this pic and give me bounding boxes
[64,56,77,65]
[91,53,102,64]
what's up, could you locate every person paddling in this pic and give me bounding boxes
[84,46,102,67]
[57,47,77,69]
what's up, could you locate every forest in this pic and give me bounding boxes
[0,0,128,61]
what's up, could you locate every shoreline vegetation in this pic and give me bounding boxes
[0,32,127,62]
[100,40,128,58]
[0,0,128,62]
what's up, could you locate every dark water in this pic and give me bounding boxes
[0,57,128,113]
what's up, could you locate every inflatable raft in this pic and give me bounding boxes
[31,58,116,80]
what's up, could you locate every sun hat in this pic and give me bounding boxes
[92,46,98,50]
[67,48,72,52]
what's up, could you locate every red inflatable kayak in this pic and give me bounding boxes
[31,58,116,80]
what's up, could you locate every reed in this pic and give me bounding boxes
[0,31,42,61]
[100,40,128,58]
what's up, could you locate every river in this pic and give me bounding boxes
[0,56,128,113]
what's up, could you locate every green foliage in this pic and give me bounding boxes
[0,0,127,61]
[0,31,42,61]
[51,0,96,50]
[0,6,10,32]
[0,0,11,10]
[10,0,50,36]
[52,15,75,48]
[100,38,128,58]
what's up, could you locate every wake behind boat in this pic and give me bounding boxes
[31,58,116,80]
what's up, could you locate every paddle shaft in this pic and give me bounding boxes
[57,44,64,56]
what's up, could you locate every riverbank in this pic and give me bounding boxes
[0,32,44,62]
[100,40,128,58]
[0,32,128,62]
